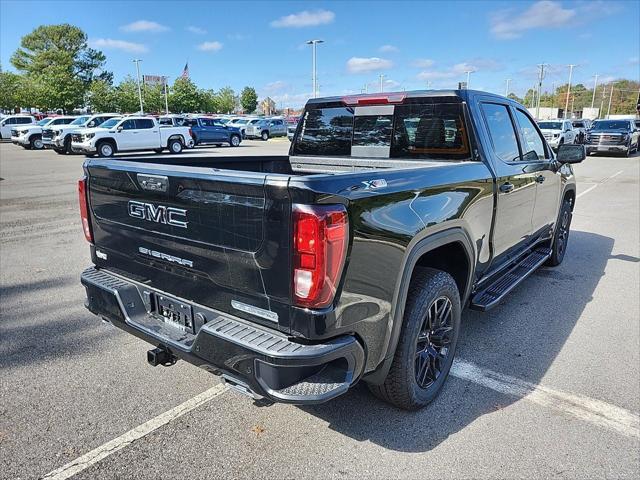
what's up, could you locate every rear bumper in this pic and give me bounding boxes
[81,266,364,404]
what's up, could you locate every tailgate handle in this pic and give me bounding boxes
[137,174,169,192]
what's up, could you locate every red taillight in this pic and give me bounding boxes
[342,93,406,106]
[292,204,348,308]
[188,128,193,138]
[78,178,93,243]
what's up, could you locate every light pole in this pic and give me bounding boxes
[464,70,475,88]
[505,78,511,97]
[607,82,615,118]
[379,74,385,92]
[564,64,577,119]
[536,63,548,120]
[590,74,599,109]
[163,77,169,114]
[132,59,144,114]
[306,40,323,98]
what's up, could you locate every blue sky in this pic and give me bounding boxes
[1,1,638,107]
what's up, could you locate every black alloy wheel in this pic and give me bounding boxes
[415,296,454,389]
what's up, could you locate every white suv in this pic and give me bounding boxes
[537,120,577,150]
[11,116,76,150]
[0,115,36,140]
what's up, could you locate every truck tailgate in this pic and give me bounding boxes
[85,159,292,330]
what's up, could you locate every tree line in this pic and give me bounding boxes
[0,24,259,114]
[508,79,639,116]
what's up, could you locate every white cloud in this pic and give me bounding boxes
[417,62,477,81]
[197,41,223,52]
[490,1,575,39]
[187,26,207,35]
[630,57,639,65]
[270,92,313,108]
[346,57,393,74]
[121,20,170,33]
[89,38,148,54]
[270,9,335,28]
[411,58,435,68]
[228,33,250,41]
[264,81,288,93]
[379,45,399,53]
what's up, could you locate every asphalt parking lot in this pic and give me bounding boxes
[0,140,638,479]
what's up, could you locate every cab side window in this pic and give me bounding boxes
[121,120,136,130]
[136,119,154,129]
[481,103,520,162]
[514,109,547,161]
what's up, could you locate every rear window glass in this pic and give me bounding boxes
[293,107,354,156]
[292,102,470,160]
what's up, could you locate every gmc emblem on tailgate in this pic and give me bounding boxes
[128,200,188,228]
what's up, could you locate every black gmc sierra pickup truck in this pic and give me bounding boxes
[79,90,586,410]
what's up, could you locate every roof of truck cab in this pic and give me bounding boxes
[304,89,519,107]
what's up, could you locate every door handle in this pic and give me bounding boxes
[499,182,515,193]
[535,175,545,184]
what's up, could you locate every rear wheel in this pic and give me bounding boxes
[168,138,183,154]
[230,134,241,147]
[546,198,572,266]
[97,141,115,158]
[368,268,461,410]
[30,135,44,150]
[261,130,269,141]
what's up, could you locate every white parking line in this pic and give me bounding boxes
[451,360,640,438]
[576,170,623,199]
[42,383,228,480]
[43,356,640,479]
[577,184,599,199]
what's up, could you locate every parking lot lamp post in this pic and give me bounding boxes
[163,78,169,114]
[306,40,323,98]
[464,70,474,88]
[607,82,615,119]
[591,74,599,109]
[133,59,144,114]
[379,74,385,92]
[564,64,577,118]
[505,78,511,97]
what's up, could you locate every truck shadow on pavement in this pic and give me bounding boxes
[300,230,615,452]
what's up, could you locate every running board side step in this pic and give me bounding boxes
[470,247,552,311]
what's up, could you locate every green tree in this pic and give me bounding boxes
[169,78,201,113]
[240,86,258,113]
[115,76,142,113]
[10,24,111,112]
[88,80,118,112]
[216,86,236,114]
[143,83,166,114]
[507,92,524,104]
[199,89,219,113]
[0,70,24,111]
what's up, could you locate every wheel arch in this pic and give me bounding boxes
[167,134,185,147]
[563,185,576,211]
[96,137,117,152]
[364,228,475,384]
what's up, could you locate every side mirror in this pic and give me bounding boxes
[117,126,123,132]
[557,144,585,164]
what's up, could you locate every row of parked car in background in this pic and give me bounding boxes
[0,112,296,157]
[537,117,640,157]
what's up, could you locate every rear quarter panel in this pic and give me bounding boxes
[288,161,494,371]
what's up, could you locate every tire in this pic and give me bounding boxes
[546,198,572,266]
[30,135,44,150]
[63,136,72,154]
[96,141,115,158]
[368,268,461,410]
[624,145,631,157]
[230,134,241,147]
[261,130,269,141]
[54,148,66,155]
[168,138,183,154]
